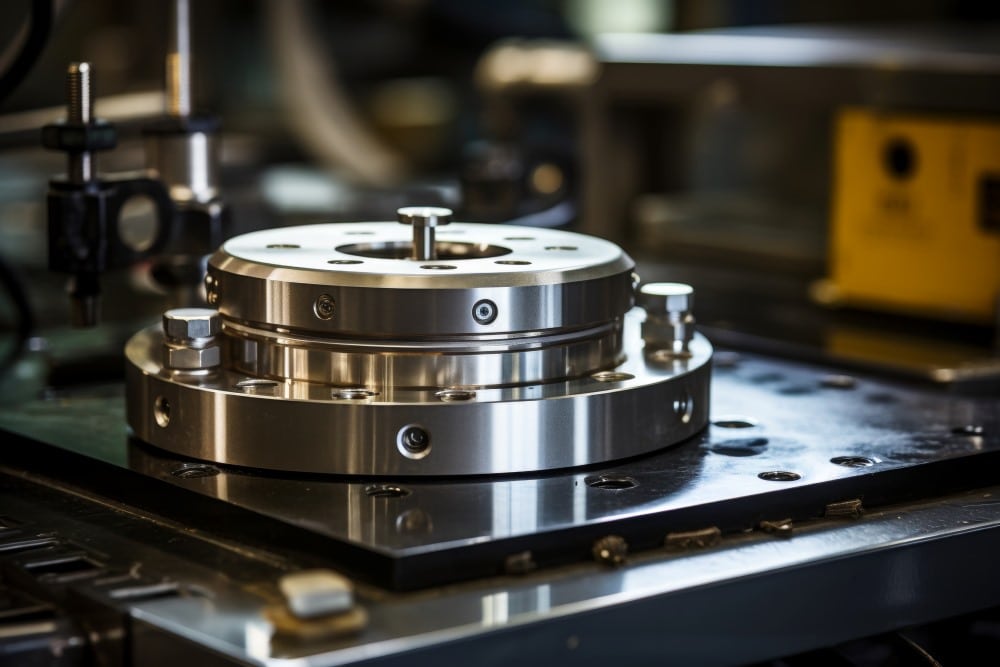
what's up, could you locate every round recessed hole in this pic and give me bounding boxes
[420,264,458,270]
[820,374,857,390]
[365,484,411,498]
[673,393,694,424]
[504,236,535,241]
[266,243,300,249]
[397,424,431,459]
[710,438,769,457]
[591,371,634,383]
[313,294,335,320]
[337,241,510,260]
[436,388,476,402]
[236,378,279,394]
[545,245,578,251]
[713,417,757,429]
[758,471,801,482]
[952,425,984,436]
[585,474,638,490]
[495,260,532,265]
[778,385,815,396]
[171,463,219,479]
[883,137,917,180]
[831,455,876,468]
[750,372,785,384]
[344,231,376,236]
[328,259,363,265]
[153,396,170,428]
[472,299,498,325]
[334,388,378,399]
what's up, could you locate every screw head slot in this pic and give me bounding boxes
[397,425,431,459]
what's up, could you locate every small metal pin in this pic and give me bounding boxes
[397,206,452,261]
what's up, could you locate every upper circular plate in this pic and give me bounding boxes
[209,222,636,338]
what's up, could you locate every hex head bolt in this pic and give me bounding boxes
[162,308,221,370]
[637,282,695,357]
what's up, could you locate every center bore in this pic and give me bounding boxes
[335,241,512,260]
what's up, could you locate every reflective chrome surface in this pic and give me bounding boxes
[209,222,635,337]
[124,310,712,475]
[225,318,625,388]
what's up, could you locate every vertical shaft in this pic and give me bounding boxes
[66,62,93,183]
[168,0,192,117]
[413,225,435,261]
[396,206,453,262]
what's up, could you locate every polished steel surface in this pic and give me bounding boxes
[209,222,635,337]
[121,351,998,561]
[225,318,624,388]
[124,310,712,475]
[127,488,1000,666]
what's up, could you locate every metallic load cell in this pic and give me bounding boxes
[125,215,712,476]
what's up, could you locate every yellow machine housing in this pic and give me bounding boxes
[828,108,1000,324]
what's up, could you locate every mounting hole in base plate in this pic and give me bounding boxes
[585,474,638,490]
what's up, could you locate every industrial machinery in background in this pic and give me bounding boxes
[0,2,999,666]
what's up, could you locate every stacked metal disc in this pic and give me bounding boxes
[125,208,712,476]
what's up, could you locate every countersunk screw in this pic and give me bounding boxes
[472,299,498,325]
[314,294,335,320]
[592,535,627,567]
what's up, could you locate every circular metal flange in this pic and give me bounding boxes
[125,309,712,476]
[207,222,635,337]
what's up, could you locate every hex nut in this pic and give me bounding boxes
[637,282,693,315]
[163,308,221,341]
[41,120,117,152]
[164,342,221,370]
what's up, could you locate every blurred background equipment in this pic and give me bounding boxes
[0,1,999,666]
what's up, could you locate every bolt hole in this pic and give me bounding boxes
[153,396,170,428]
[334,388,378,400]
[397,425,431,459]
[544,245,578,251]
[591,371,634,382]
[831,456,876,468]
[495,260,531,265]
[758,471,801,482]
[171,464,219,479]
[266,243,300,249]
[713,417,757,429]
[820,374,857,389]
[673,394,694,424]
[504,236,535,241]
[344,231,375,236]
[236,378,279,394]
[420,264,457,270]
[365,484,411,498]
[328,259,363,265]
[585,474,638,490]
[952,425,984,436]
[436,388,476,402]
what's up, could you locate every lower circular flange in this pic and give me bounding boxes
[125,309,712,476]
